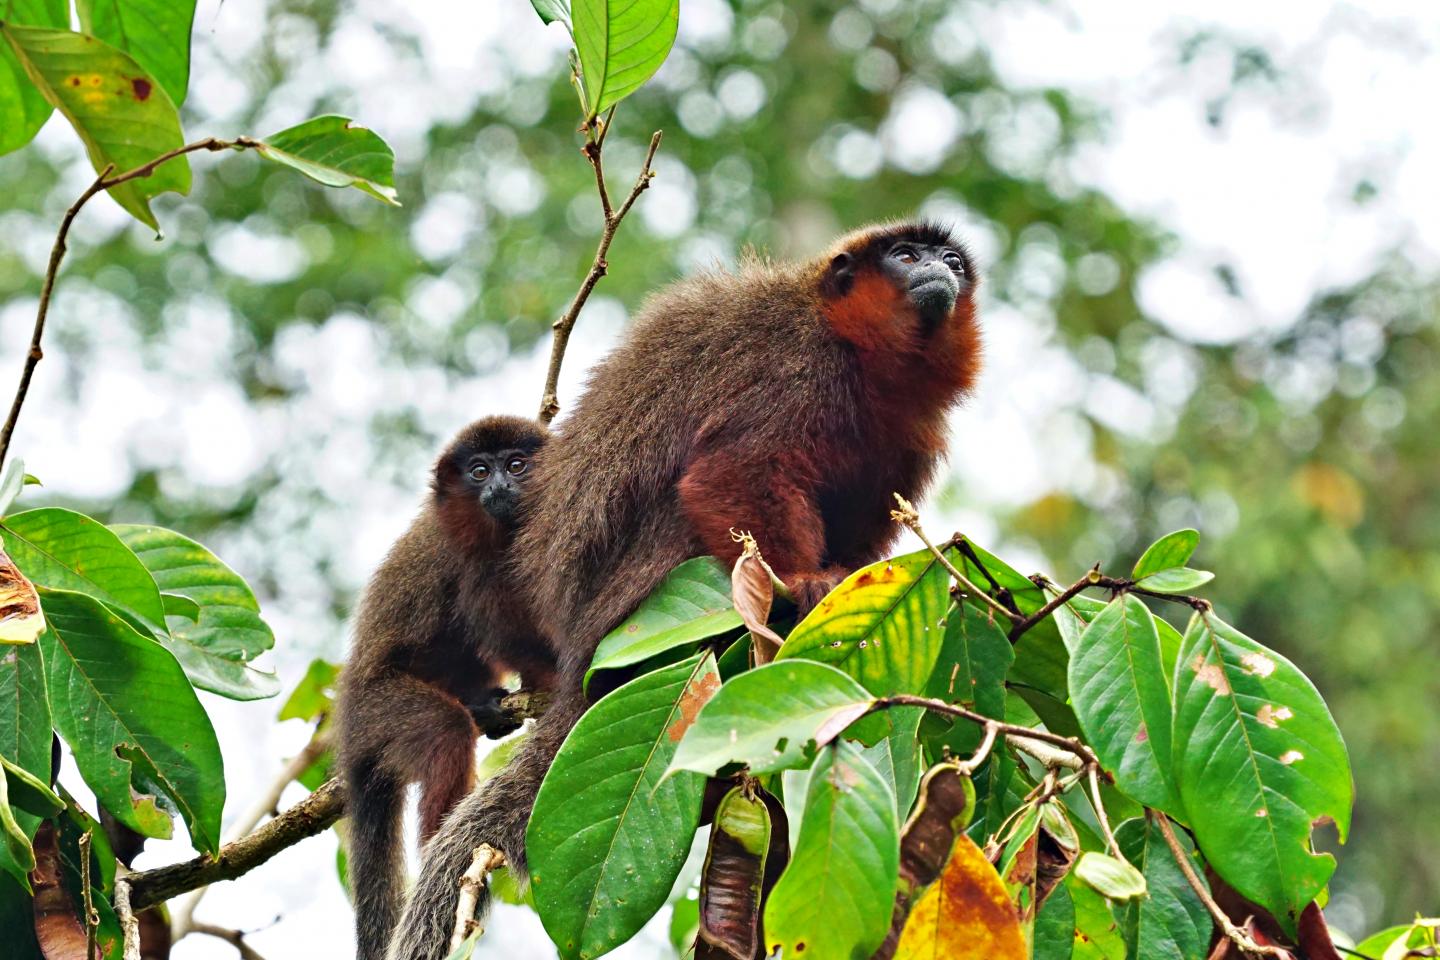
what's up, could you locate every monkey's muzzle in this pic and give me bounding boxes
[907,262,960,329]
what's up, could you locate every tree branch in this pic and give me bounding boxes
[538,126,662,424]
[872,693,1099,768]
[1009,566,1101,641]
[124,690,547,911]
[451,844,506,952]
[114,879,140,960]
[191,923,272,960]
[0,136,252,470]
[1152,811,1291,959]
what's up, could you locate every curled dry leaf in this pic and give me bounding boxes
[0,547,43,645]
[729,532,784,663]
[698,786,772,959]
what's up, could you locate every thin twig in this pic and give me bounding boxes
[890,495,1021,623]
[171,728,331,939]
[114,879,141,960]
[538,128,662,424]
[451,844,506,951]
[0,136,252,470]
[80,831,99,960]
[1010,566,1102,641]
[956,722,999,775]
[1087,764,1124,861]
[1152,812,1290,958]
[1004,733,1085,770]
[873,693,1099,767]
[190,922,273,960]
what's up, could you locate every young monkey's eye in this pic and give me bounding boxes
[892,246,919,264]
[507,457,527,475]
[470,464,490,481]
[942,251,964,272]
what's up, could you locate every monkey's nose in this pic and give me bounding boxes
[907,263,959,325]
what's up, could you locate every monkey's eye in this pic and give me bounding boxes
[506,457,527,475]
[892,246,919,264]
[942,251,965,272]
[469,464,490,482]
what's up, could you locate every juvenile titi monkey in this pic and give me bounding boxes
[336,415,552,960]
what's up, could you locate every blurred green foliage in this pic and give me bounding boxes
[0,0,1434,930]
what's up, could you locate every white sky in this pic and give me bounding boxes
[4,0,1436,956]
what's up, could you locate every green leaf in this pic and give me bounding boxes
[858,705,923,817]
[1172,614,1352,933]
[1033,880,1075,960]
[1052,592,1108,656]
[0,761,34,874]
[0,0,66,156]
[1133,529,1200,580]
[2,508,167,629]
[1116,817,1211,960]
[764,741,899,960]
[572,0,678,117]
[587,557,740,686]
[1073,851,1146,901]
[0,868,42,958]
[277,658,340,722]
[38,588,224,853]
[1068,595,1181,814]
[666,660,874,778]
[112,524,279,701]
[529,0,570,27]
[0,24,187,229]
[75,0,196,104]
[924,599,1012,755]
[1069,872,1126,959]
[161,592,200,622]
[529,653,718,960]
[0,635,47,885]
[776,547,953,697]
[1135,568,1215,594]
[255,115,399,205]
[1,755,61,817]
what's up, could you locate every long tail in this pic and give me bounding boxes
[347,762,406,960]
[385,694,587,960]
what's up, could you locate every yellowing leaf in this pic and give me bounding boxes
[894,834,1027,960]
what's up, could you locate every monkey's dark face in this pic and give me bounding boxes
[822,223,974,335]
[876,240,967,327]
[459,447,534,527]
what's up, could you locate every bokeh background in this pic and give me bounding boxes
[1,0,1436,956]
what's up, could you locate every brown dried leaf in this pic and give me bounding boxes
[30,823,89,960]
[0,547,44,645]
[698,787,772,959]
[893,834,1029,960]
[730,539,784,664]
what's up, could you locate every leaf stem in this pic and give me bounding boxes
[0,136,252,470]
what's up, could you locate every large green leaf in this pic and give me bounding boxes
[0,24,187,229]
[75,0,197,104]
[1069,872,1126,959]
[764,741,899,960]
[1172,614,1352,933]
[1033,880,1075,960]
[0,0,66,156]
[1,755,60,818]
[0,636,46,886]
[112,524,278,700]
[1068,595,1181,814]
[2,508,167,629]
[529,653,718,960]
[925,599,1012,756]
[587,557,740,684]
[38,588,224,853]
[572,0,678,117]
[1116,817,1211,960]
[859,705,923,817]
[254,115,399,205]
[666,660,874,778]
[776,547,952,697]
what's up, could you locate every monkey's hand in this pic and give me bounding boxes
[785,567,849,620]
[466,688,523,739]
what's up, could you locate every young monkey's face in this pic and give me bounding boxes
[460,446,534,527]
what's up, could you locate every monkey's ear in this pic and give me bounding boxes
[820,251,855,299]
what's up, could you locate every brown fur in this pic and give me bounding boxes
[388,221,981,960]
[336,415,551,960]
